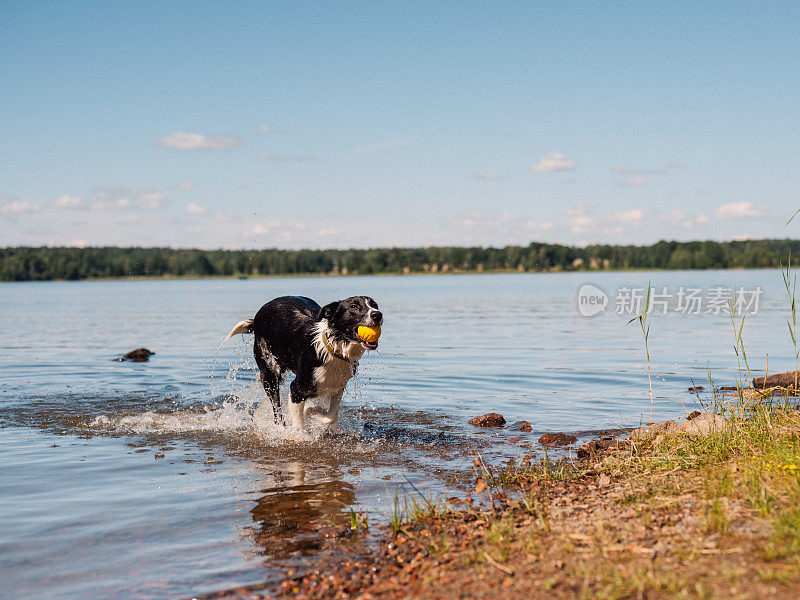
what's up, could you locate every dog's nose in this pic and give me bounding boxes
[371,311,383,325]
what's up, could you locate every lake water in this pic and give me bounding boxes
[0,270,794,599]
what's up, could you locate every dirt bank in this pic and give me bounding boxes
[276,406,800,599]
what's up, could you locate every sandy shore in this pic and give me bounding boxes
[272,404,800,600]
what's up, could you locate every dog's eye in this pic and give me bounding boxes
[350,303,359,310]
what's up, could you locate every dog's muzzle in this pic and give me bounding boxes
[357,324,381,350]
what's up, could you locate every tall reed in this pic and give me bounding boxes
[629,282,654,419]
[781,256,799,389]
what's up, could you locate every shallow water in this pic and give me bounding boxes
[0,271,793,598]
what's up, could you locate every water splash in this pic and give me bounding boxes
[88,380,355,447]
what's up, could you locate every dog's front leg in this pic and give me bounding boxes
[289,375,315,430]
[321,389,344,425]
[285,397,305,430]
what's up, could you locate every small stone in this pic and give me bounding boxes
[630,420,679,442]
[469,413,506,427]
[508,420,532,432]
[598,473,611,486]
[538,432,578,447]
[681,413,728,437]
[601,455,619,468]
[688,386,705,392]
[576,438,630,458]
[651,433,670,450]
[687,410,702,420]
[120,348,154,362]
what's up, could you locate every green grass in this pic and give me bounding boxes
[337,501,369,535]
[704,470,731,535]
[389,482,451,532]
[390,489,404,535]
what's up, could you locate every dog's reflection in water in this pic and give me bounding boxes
[247,460,357,558]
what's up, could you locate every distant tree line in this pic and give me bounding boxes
[1,239,799,281]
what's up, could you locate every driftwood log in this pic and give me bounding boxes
[752,371,800,389]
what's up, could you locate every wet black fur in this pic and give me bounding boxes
[250,295,382,425]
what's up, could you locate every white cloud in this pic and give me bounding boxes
[90,186,165,211]
[529,152,575,174]
[214,210,240,223]
[249,223,275,236]
[258,125,274,134]
[53,195,83,209]
[316,227,341,237]
[567,215,595,234]
[447,210,516,229]
[155,131,242,151]
[444,210,553,245]
[610,209,644,225]
[258,153,318,162]
[1,200,39,214]
[716,201,766,219]
[660,209,690,227]
[177,181,196,191]
[137,192,164,210]
[566,205,588,216]
[622,176,652,187]
[247,220,308,242]
[659,210,710,228]
[185,203,208,215]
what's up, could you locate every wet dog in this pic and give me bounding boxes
[225,296,382,428]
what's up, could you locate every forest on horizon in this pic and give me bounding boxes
[1,239,799,281]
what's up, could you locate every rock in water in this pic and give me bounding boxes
[538,432,578,446]
[120,348,154,362]
[468,413,506,427]
[508,420,532,432]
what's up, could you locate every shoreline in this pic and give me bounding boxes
[261,400,800,600]
[0,265,777,284]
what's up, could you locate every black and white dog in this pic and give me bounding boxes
[225,296,382,429]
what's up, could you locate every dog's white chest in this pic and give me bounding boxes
[313,359,355,395]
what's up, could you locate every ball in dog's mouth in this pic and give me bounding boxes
[357,325,381,350]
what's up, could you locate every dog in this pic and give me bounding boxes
[225,296,382,429]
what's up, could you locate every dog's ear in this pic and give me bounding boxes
[318,302,338,322]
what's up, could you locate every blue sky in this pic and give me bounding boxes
[1,1,798,249]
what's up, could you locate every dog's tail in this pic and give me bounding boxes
[225,319,254,340]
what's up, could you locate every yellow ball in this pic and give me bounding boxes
[358,325,381,343]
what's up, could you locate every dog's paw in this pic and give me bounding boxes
[304,406,326,419]
[305,406,338,425]
[322,424,346,438]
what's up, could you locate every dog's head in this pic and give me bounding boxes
[318,296,383,350]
